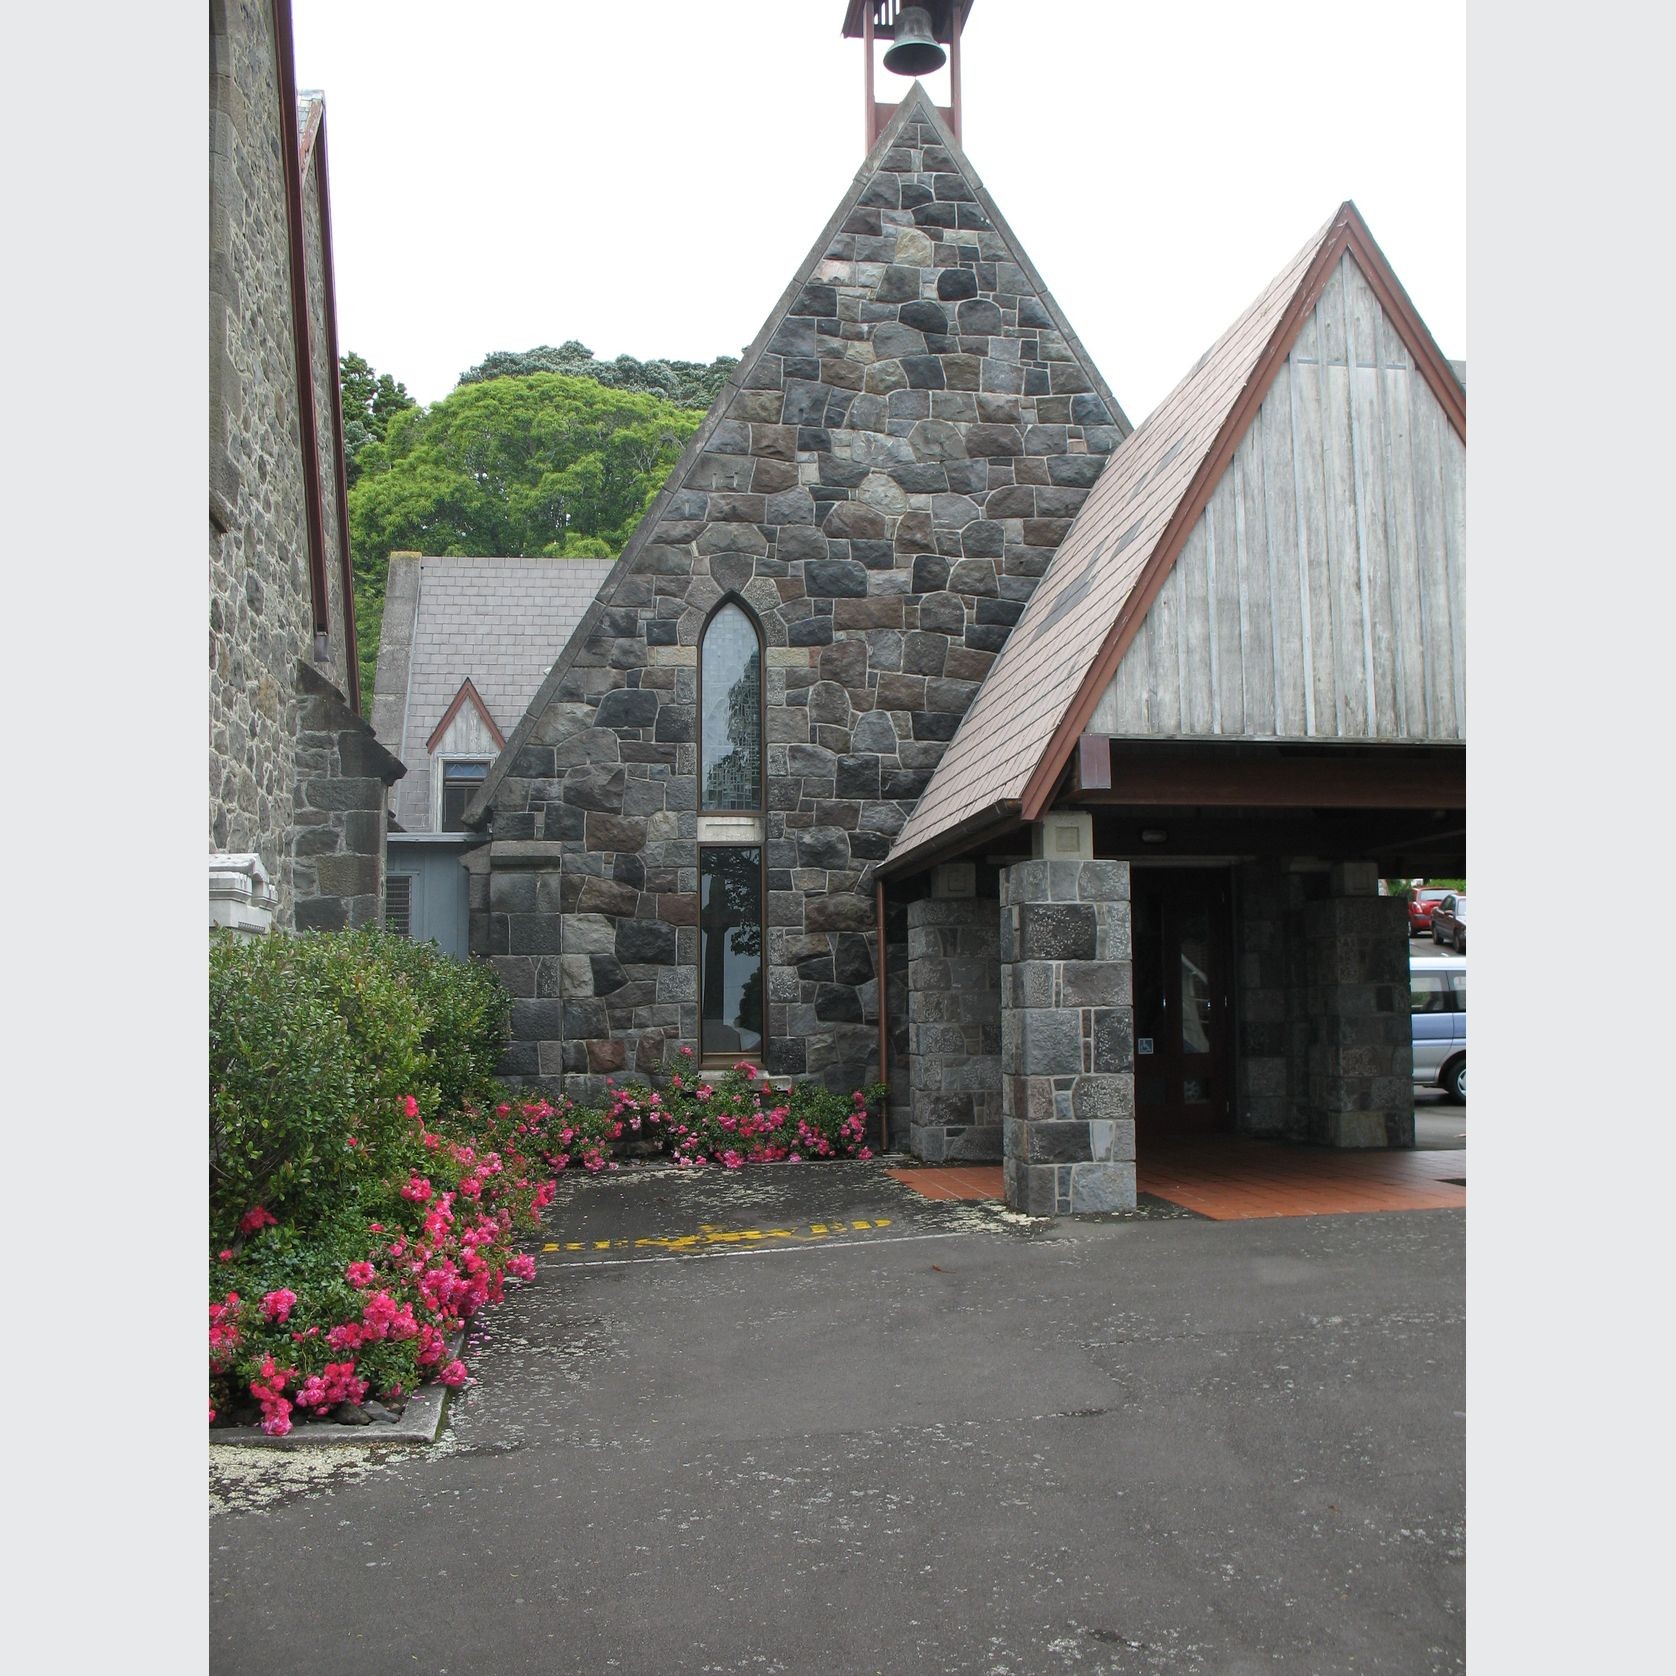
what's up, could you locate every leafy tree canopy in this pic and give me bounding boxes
[339,351,416,488]
[346,372,701,701]
[458,340,737,412]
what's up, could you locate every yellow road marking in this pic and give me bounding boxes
[540,1217,893,1255]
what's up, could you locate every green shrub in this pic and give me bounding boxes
[352,929,511,1116]
[209,929,509,1245]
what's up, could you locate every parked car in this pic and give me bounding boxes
[1411,955,1466,1102]
[1406,885,1455,937]
[1430,893,1467,951]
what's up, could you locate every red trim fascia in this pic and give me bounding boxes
[271,0,331,644]
[308,107,362,710]
[879,803,1022,881]
[427,678,506,755]
[1020,202,1465,824]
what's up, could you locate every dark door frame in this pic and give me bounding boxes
[1131,864,1236,1140]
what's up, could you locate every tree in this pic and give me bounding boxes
[457,341,737,412]
[347,373,701,702]
[339,351,416,488]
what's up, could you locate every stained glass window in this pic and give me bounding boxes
[700,603,762,812]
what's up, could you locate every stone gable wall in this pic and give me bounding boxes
[480,112,1122,1105]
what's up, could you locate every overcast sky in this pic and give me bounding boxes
[291,0,1464,424]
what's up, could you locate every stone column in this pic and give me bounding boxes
[1301,862,1413,1147]
[999,857,1135,1215]
[1232,860,1294,1136]
[290,662,405,931]
[906,882,1002,1162]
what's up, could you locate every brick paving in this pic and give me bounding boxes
[891,1139,1465,1220]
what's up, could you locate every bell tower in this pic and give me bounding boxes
[841,1,974,151]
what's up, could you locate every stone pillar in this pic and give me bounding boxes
[1232,860,1294,1136]
[1301,862,1413,1147]
[999,858,1135,1216]
[290,662,405,932]
[906,885,1002,1162]
[475,840,567,1089]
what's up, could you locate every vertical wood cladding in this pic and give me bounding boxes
[1093,254,1466,744]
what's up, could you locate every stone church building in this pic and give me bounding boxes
[209,0,402,937]
[460,86,1467,1215]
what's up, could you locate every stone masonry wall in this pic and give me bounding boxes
[1297,863,1413,1147]
[478,95,1123,1105]
[1232,860,1294,1136]
[906,893,1002,1161]
[999,859,1136,1215]
[290,663,405,931]
[209,0,357,929]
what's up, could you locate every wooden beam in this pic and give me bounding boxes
[1077,742,1464,810]
[1076,732,1112,791]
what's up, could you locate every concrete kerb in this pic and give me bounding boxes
[208,1330,464,1450]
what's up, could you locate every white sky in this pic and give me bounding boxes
[292,0,1464,424]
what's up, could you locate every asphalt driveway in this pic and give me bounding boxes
[210,1162,1464,1675]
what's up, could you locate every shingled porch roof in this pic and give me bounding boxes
[883,201,1467,875]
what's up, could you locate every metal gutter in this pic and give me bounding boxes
[271,0,332,656]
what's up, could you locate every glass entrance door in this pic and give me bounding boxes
[1132,869,1233,1137]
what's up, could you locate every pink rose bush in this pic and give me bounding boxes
[209,1089,558,1433]
[603,1060,879,1170]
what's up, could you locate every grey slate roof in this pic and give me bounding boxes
[370,554,615,831]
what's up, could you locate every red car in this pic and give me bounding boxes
[1406,886,1455,938]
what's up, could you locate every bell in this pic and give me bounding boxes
[882,5,946,77]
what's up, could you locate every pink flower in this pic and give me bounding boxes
[402,1095,420,1119]
[401,1175,434,1203]
[218,1249,234,1262]
[345,1261,376,1288]
[261,1288,297,1323]
[238,1205,277,1235]
[436,1359,469,1388]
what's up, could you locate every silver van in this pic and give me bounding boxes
[1410,955,1466,1102]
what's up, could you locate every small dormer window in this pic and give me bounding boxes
[438,758,489,832]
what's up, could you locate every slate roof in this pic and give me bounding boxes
[885,202,1466,872]
[371,554,615,831]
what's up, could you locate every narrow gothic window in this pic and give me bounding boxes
[698,601,765,1061]
[699,602,762,812]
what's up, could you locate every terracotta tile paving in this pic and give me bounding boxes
[888,1143,1465,1221]
[885,1164,1005,1201]
[1137,1136,1466,1221]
